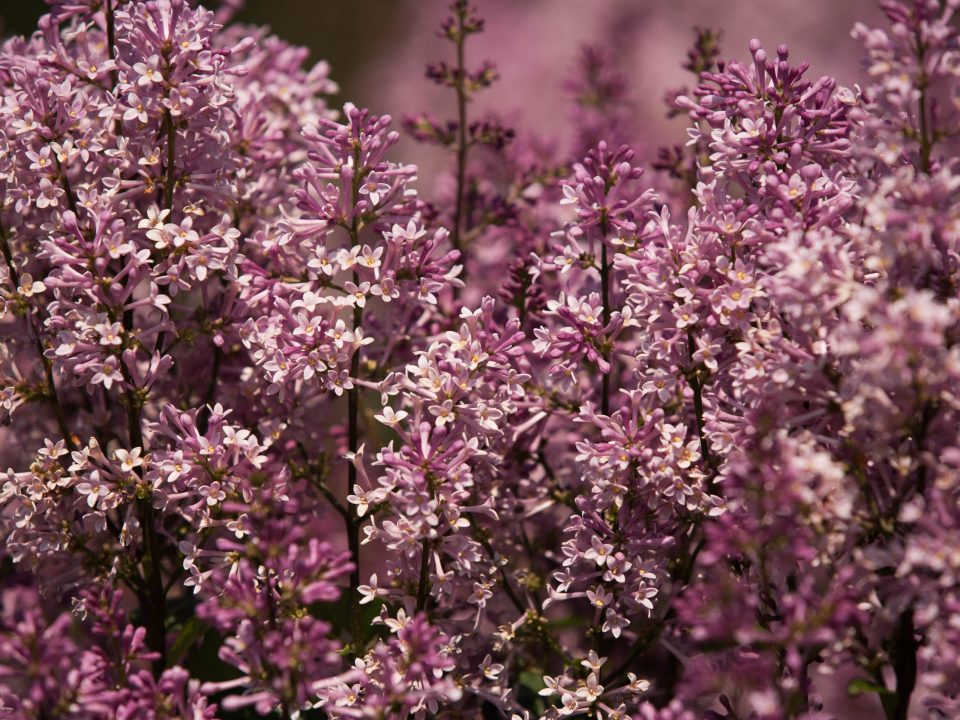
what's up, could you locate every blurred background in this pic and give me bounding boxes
[2,0,884,168]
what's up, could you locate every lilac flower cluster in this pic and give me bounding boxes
[1,0,959,718]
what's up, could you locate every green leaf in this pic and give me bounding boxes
[169,617,210,665]
[518,670,546,694]
[184,627,239,683]
[517,670,548,714]
[847,677,893,697]
[546,615,586,630]
[309,596,385,645]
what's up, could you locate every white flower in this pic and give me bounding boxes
[17,273,45,297]
[375,405,408,427]
[358,573,386,604]
[576,672,603,703]
[479,654,504,680]
[115,447,144,473]
[347,485,372,517]
[626,672,651,694]
[581,650,607,673]
[603,609,630,638]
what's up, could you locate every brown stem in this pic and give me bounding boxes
[415,538,431,613]
[913,29,933,173]
[137,493,168,676]
[597,211,616,417]
[685,330,712,473]
[346,286,364,646]
[451,5,470,290]
[0,218,76,452]
[881,607,918,720]
[345,147,365,645]
[120,309,167,675]
[104,0,117,75]
[104,0,122,139]
[150,108,177,358]
[196,343,222,435]
[163,110,177,210]
[469,517,526,614]
[600,237,611,416]
[55,157,80,218]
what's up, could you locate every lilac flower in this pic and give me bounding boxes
[1,0,959,718]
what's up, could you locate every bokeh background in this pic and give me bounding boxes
[2,0,884,171]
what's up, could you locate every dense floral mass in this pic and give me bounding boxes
[0,0,958,718]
